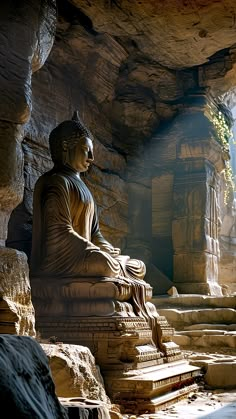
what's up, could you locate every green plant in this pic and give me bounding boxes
[209,109,232,150]
[207,107,235,205]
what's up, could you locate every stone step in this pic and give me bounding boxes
[172,332,236,348]
[155,308,236,329]
[117,383,199,415]
[176,330,236,336]
[105,360,201,414]
[152,295,236,309]
[152,295,236,352]
[184,323,236,331]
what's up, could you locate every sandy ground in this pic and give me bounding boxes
[124,349,236,419]
[136,390,236,418]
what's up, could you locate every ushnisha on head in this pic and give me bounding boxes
[49,111,94,172]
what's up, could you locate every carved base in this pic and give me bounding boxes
[36,316,163,371]
[32,276,183,364]
[31,276,200,412]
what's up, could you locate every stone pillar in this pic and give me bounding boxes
[0,1,56,335]
[172,94,226,295]
[173,159,222,294]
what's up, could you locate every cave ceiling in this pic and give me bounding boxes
[46,0,236,154]
[68,0,236,69]
[55,0,236,111]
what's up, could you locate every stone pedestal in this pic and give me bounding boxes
[31,276,201,413]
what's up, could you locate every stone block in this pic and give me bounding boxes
[204,361,236,388]
[173,252,221,295]
[172,218,206,251]
[174,252,208,283]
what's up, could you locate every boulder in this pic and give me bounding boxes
[0,335,68,418]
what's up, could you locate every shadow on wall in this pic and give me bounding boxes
[6,202,32,262]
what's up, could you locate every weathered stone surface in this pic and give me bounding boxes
[204,360,236,388]
[188,353,236,388]
[0,247,35,336]
[0,335,68,418]
[41,343,110,403]
[71,0,236,69]
[199,46,236,106]
[0,0,56,259]
[0,1,56,124]
[0,122,24,244]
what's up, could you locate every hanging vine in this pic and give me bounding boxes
[207,105,235,205]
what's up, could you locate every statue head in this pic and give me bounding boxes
[49,111,94,172]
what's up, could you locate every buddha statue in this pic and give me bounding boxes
[31,111,147,281]
[30,112,180,360]
[30,113,193,404]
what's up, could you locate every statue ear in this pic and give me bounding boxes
[62,141,68,152]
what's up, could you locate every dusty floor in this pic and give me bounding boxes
[135,390,236,418]
[124,349,236,419]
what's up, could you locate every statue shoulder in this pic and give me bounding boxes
[34,171,71,193]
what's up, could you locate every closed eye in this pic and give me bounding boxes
[81,146,90,152]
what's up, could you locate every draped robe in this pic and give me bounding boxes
[31,166,160,349]
[31,166,145,280]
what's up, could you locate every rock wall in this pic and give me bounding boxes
[4,0,236,294]
[0,0,57,335]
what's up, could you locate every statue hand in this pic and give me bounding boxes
[100,243,121,256]
[110,247,121,257]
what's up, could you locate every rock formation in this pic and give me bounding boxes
[0,248,35,336]
[4,0,235,295]
[0,335,68,418]
[0,0,56,339]
[41,343,110,402]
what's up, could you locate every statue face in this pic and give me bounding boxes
[67,137,94,172]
